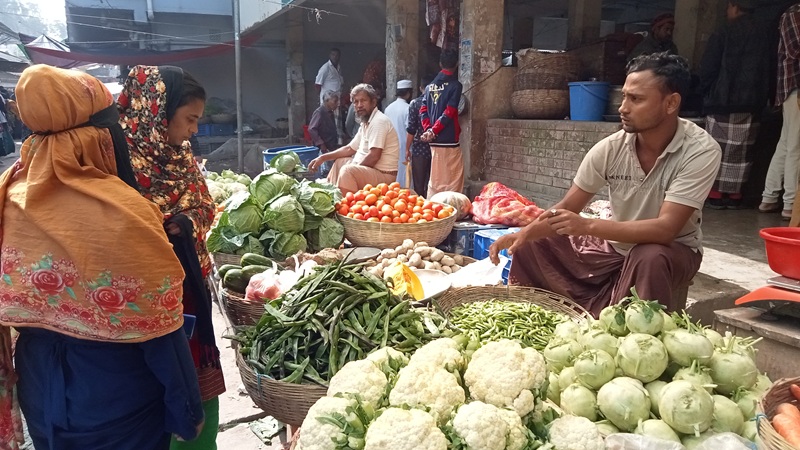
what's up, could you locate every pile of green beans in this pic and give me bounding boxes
[234,259,447,385]
[447,300,568,350]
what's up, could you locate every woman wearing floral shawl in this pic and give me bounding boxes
[117,65,225,450]
[0,65,204,449]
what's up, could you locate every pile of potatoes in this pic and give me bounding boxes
[368,239,468,277]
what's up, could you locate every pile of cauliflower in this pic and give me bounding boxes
[295,337,597,450]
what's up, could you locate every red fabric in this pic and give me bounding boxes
[420,104,431,130]
[471,182,545,227]
[432,105,458,135]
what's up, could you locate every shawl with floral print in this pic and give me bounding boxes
[117,66,216,276]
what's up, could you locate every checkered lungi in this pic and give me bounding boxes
[705,113,760,194]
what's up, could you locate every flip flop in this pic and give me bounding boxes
[759,202,782,213]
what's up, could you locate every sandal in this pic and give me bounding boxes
[759,202,782,213]
[782,209,793,220]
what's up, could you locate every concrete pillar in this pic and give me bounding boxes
[674,0,723,69]
[386,0,420,102]
[459,0,505,185]
[286,8,305,139]
[567,0,602,49]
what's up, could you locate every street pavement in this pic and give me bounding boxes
[0,140,787,449]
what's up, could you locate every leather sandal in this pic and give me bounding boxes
[758,202,782,213]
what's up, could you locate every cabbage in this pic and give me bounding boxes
[543,338,582,372]
[235,174,252,186]
[297,183,335,217]
[558,367,578,391]
[270,151,302,173]
[673,360,715,394]
[250,170,296,206]
[263,195,305,233]
[305,217,344,252]
[221,169,237,179]
[634,419,681,443]
[546,372,561,405]
[261,229,307,259]
[226,192,263,234]
[234,235,265,256]
[711,394,744,434]
[617,333,669,383]
[553,321,581,341]
[624,298,664,336]
[207,181,226,203]
[573,349,615,390]
[560,383,598,421]
[207,212,249,254]
[579,329,619,357]
[596,377,651,432]
[708,345,758,395]
[599,304,628,337]
[732,388,758,420]
[661,329,714,367]
[207,172,219,181]
[645,380,668,416]
[659,380,714,436]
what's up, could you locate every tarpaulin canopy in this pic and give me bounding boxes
[22,32,262,68]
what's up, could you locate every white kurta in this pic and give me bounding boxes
[384,98,409,187]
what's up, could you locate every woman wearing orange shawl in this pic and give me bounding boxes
[117,66,224,449]
[0,65,204,450]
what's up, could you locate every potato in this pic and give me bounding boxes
[423,261,436,270]
[432,262,442,271]
[395,245,404,254]
[440,256,455,267]
[382,258,394,268]
[402,239,414,250]
[453,255,464,266]
[430,249,445,262]
[408,253,422,267]
[406,249,415,258]
[414,241,429,249]
[397,254,408,263]
[376,255,383,263]
[451,265,461,273]
[415,246,433,258]
[442,265,453,274]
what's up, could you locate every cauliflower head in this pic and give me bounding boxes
[451,401,510,450]
[296,396,353,450]
[327,360,388,408]
[407,337,464,370]
[464,339,547,417]
[389,362,466,425]
[548,415,604,450]
[365,347,409,374]
[496,407,530,450]
[364,407,448,450]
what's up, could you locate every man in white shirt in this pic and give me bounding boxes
[308,84,400,194]
[315,48,343,105]
[384,79,414,187]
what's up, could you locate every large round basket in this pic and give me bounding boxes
[236,351,327,427]
[337,206,457,249]
[220,287,265,327]
[757,376,800,450]
[511,89,570,120]
[435,285,591,322]
[211,252,241,270]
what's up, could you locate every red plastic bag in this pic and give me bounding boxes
[472,182,544,227]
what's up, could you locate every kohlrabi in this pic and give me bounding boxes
[708,338,758,396]
[552,320,581,342]
[560,383,598,421]
[661,328,714,367]
[645,380,668,416]
[624,296,665,336]
[672,360,715,394]
[634,419,681,443]
[547,371,561,405]
[543,338,582,372]
[732,387,759,420]
[599,303,629,337]
[558,366,578,391]
[597,377,651,432]
[711,394,745,435]
[751,373,772,396]
[574,349,616,390]
[658,380,714,437]
[617,333,669,383]
[579,329,620,357]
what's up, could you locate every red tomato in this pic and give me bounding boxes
[353,213,365,221]
[368,206,379,217]
[365,194,378,206]
[394,201,407,213]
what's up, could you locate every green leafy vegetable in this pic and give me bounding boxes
[270,151,303,174]
[249,170,295,206]
[263,195,305,233]
[305,217,344,252]
[225,192,263,235]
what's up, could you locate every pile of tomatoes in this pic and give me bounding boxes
[336,182,455,223]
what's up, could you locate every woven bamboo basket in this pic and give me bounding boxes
[511,89,570,120]
[211,252,241,269]
[220,287,265,327]
[337,205,457,249]
[757,376,800,450]
[517,50,581,75]
[236,351,327,427]
[435,285,591,322]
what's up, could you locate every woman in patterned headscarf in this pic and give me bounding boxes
[117,66,224,450]
[0,65,204,449]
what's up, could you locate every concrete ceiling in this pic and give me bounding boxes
[507,0,677,24]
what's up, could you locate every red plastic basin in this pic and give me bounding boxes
[759,227,800,280]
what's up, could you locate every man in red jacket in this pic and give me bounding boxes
[420,49,463,196]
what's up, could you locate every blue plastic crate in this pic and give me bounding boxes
[474,228,519,284]
[262,145,320,171]
[196,123,235,137]
[437,221,509,255]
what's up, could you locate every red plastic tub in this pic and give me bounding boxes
[759,227,800,280]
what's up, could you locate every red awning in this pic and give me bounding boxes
[23,32,262,68]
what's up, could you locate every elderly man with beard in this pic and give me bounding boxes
[489,52,721,316]
[308,84,400,194]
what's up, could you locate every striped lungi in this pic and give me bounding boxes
[705,113,760,194]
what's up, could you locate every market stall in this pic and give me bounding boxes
[202,160,795,450]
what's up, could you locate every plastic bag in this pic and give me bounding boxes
[605,433,685,450]
[447,256,510,288]
[471,182,545,227]
[245,269,283,301]
[695,433,755,450]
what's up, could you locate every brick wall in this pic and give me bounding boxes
[485,119,620,204]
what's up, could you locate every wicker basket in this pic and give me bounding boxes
[757,376,800,450]
[211,252,241,269]
[236,351,327,427]
[220,286,265,327]
[511,89,570,120]
[435,285,591,322]
[337,206,457,249]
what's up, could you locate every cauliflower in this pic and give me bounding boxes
[364,407,447,450]
[389,362,465,425]
[407,337,464,371]
[451,402,507,450]
[496,407,530,450]
[296,396,353,450]
[365,347,409,375]
[327,360,388,409]
[547,415,604,450]
[464,339,547,417]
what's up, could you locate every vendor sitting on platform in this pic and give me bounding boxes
[308,83,399,194]
[489,52,722,316]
